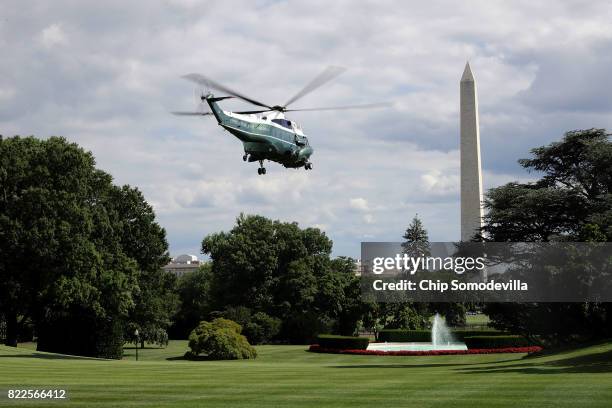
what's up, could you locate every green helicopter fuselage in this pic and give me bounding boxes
[206,95,313,169]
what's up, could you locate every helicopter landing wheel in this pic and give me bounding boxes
[258,160,266,175]
[243,154,248,162]
[305,163,313,170]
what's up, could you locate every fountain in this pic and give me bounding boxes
[432,313,456,347]
[367,313,467,352]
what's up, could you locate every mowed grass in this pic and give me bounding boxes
[465,313,491,326]
[1,341,612,408]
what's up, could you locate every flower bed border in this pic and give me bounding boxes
[308,344,542,356]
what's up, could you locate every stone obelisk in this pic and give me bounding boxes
[460,62,484,241]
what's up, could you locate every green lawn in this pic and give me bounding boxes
[465,313,491,326]
[1,341,611,407]
[427,313,491,329]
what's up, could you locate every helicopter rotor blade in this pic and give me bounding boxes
[285,102,393,112]
[171,111,213,116]
[182,73,273,110]
[233,109,273,114]
[283,66,346,108]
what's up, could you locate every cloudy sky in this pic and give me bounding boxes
[2,1,612,258]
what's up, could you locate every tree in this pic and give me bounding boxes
[244,312,282,345]
[482,129,612,242]
[215,307,281,344]
[383,303,430,330]
[170,264,213,339]
[400,214,467,328]
[482,129,612,342]
[201,214,359,343]
[109,186,176,348]
[331,257,366,336]
[401,214,430,258]
[436,303,466,327]
[0,136,170,357]
[126,269,178,348]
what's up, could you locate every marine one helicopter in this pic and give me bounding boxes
[173,66,389,175]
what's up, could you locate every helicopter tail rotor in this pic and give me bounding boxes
[170,87,213,116]
[194,87,209,112]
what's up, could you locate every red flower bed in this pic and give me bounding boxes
[308,344,542,356]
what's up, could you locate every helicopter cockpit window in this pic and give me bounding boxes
[271,118,292,129]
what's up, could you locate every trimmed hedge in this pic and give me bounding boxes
[316,335,369,350]
[452,330,508,341]
[309,344,542,355]
[378,329,508,342]
[464,335,531,349]
[378,329,430,342]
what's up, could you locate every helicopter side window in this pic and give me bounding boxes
[271,118,292,129]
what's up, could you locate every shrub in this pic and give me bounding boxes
[464,335,531,349]
[378,329,431,342]
[125,324,169,348]
[244,312,281,345]
[384,305,428,330]
[444,304,467,327]
[187,318,257,360]
[378,329,509,342]
[316,334,369,350]
[215,306,252,327]
[451,330,508,341]
[282,312,334,344]
[215,308,281,345]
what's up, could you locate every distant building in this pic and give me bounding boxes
[163,254,203,277]
[354,259,362,276]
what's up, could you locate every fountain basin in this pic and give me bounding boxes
[367,342,467,352]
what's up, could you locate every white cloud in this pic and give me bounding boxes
[3,0,612,257]
[349,198,370,211]
[421,169,459,196]
[0,87,16,102]
[40,23,67,48]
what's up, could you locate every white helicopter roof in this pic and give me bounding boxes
[226,109,305,136]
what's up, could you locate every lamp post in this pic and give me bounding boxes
[134,329,139,361]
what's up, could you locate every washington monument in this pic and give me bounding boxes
[460,62,484,241]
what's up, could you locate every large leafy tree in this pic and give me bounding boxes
[111,186,176,348]
[482,129,612,242]
[201,214,359,343]
[0,136,170,357]
[482,129,612,342]
[0,135,126,349]
[170,264,213,339]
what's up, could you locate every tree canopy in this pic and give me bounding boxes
[201,214,359,343]
[0,136,171,357]
[482,129,612,242]
[482,129,612,342]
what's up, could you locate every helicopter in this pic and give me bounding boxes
[173,66,389,175]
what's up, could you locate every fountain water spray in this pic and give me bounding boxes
[432,313,457,347]
[367,312,467,352]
